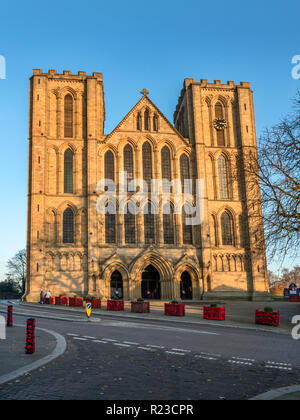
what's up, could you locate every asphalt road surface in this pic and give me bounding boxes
[0,303,299,400]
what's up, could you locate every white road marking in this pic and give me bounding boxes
[104,321,220,336]
[73,337,88,341]
[114,343,131,348]
[195,355,218,361]
[146,344,165,349]
[200,352,221,357]
[93,340,108,344]
[267,361,292,367]
[232,356,255,362]
[228,360,253,366]
[67,333,79,337]
[171,348,191,353]
[166,351,186,356]
[138,347,156,352]
[266,365,292,371]
[123,341,140,345]
[83,336,97,339]
[102,338,118,342]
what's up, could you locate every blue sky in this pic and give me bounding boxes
[0,0,299,279]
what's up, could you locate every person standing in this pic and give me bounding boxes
[45,290,51,304]
[39,290,44,305]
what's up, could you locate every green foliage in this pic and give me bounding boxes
[170,300,179,305]
[5,249,26,294]
[137,298,144,302]
[0,277,22,296]
[264,307,274,313]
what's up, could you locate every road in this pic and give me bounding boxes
[0,302,299,400]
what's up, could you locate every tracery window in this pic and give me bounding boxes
[124,203,136,244]
[215,102,225,146]
[144,109,150,131]
[142,142,153,191]
[182,205,193,244]
[153,114,158,131]
[123,144,134,191]
[105,202,116,244]
[63,208,74,243]
[161,146,171,192]
[221,211,234,246]
[144,203,155,244]
[163,203,175,244]
[64,148,74,194]
[218,155,230,199]
[104,151,115,191]
[180,154,191,193]
[64,94,73,138]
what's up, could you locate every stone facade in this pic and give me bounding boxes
[24,70,270,302]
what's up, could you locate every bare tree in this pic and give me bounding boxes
[237,92,300,264]
[6,249,26,294]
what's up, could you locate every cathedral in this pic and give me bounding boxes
[24,69,270,302]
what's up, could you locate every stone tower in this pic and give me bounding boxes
[174,79,269,299]
[25,70,105,301]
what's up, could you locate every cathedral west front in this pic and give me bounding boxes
[24,69,270,302]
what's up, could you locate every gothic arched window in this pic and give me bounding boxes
[163,203,175,244]
[161,146,171,192]
[182,205,193,244]
[137,112,142,131]
[215,102,224,119]
[221,211,234,246]
[124,203,136,244]
[104,150,115,190]
[215,102,225,146]
[218,155,230,199]
[180,154,191,193]
[144,203,155,244]
[105,202,116,244]
[63,208,74,243]
[123,144,134,191]
[153,114,158,131]
[64,94,74,138]
[144,109,150,131]
[64,148,74,194]
[142,142,153,191]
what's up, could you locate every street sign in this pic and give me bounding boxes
[85,303,92,319]
[289,283,298,296]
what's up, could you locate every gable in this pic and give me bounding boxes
[105,93,189,145]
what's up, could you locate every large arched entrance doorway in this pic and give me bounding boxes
[141,265,161,300]
[110,270,123,299]
[180,271,193,300]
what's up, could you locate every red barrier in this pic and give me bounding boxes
[203,307,226,321]
[107,300,124,311]
[255,310,280,327]
[131,302,150,313]
[7,305,13,327]
[85,298,102,309]
[25,319,36,354]
[164,303,185,317]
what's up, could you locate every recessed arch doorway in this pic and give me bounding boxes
[141,265,161,300]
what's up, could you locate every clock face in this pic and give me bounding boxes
[213,118,227,130]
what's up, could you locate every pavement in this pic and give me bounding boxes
[0,308,67,386]
[19,299,300,333]
[0,299,299,400]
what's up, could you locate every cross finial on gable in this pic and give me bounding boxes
[140,88,149,96]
